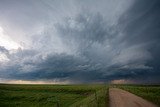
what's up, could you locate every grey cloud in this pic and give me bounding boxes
[0,46,9,53]
[0,0,160,83]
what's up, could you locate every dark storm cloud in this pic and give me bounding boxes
[115,0,160,83]
[119,0,160,44]
[0,0,160,83]
[0,46,8,53]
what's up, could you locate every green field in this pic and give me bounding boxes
[0,84,109,107]
[115,84,160,106]
[1,84,160,107]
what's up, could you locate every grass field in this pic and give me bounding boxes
[115,84,160,106]
[0,84,109,107]
[1,84,159,107]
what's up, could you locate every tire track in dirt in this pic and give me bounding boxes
[109,88,157,107]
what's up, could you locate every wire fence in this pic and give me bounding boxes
[47,86,108,107]
[69,86,109,107]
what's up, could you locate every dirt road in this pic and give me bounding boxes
[109,88,157,107]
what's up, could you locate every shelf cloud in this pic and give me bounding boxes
[0,0,160,84]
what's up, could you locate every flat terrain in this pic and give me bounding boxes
[0,84,108,107]
[109,88,157,107]
[0,84,159,107]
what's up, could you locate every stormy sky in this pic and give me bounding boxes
[0,0,160,84]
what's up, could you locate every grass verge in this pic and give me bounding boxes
[114,84,160,106]
[70,85,109,107]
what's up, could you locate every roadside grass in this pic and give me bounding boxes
[70,85,109,107]
[114,84,160,106]
[0,84,109,107]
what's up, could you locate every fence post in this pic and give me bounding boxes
[56,100,60,107]
[95,90,99,107]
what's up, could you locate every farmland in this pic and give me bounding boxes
[0,84,108,107]
[1,84,160,107]
[115,84,160,106]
